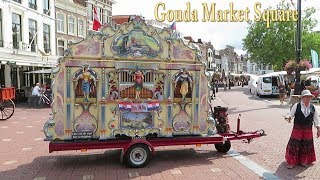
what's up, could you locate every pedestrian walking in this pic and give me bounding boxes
[278,82,286,105]
[285,90,320,169]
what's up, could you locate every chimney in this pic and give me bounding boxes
[197,39,202,43]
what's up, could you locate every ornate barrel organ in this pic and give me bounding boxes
[43,18,214,141]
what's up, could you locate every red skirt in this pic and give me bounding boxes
[285,125,316,165]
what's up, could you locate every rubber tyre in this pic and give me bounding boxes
[33,98,44,109]
[125,144,151,168]
[215,141,231,153]
[0,100,15,120]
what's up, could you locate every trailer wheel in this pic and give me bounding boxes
[215,141,231,153]
[125,144,151,168]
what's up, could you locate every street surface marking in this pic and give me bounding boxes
[16,131,24,134]
[34,177,46,180]
[35,120,41,123]
[21,117,27,119]
[228,149,280,180]
[33,138,42,141]
[2,139,12,142]
[211,168,222,172]
[1,126,8,128]
[11,122,19,124]
[82,175,94,180]
[3,160,17,165]
[22,147,32,151]
[47,158,57,162]
[26,126,33,128]
[128,172,139,178]
[171,169,182,175]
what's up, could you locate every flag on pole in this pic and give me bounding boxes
[311,49,319,68]
[93,6,101,31]
[170,22,176,30]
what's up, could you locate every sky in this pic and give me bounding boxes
[112,0,320,55]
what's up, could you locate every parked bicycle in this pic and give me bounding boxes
[33,91,52,108]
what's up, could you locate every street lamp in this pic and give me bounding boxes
[294,0,302,95]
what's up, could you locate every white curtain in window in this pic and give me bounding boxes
[57,13,64,32]
[68,16,75,34]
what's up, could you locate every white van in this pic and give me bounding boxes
[256,74,284,97]
[248,75,259,95]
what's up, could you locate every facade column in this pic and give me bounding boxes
[32,66,35,85]
[17,66,20,89]
[38,71,41,84]
[42,67,45,84]
[4,64,11,87]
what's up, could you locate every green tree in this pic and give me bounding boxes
[243,2,320,70]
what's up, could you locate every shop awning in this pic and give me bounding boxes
[24,69,53,74]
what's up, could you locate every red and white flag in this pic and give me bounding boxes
[93,6,101,31]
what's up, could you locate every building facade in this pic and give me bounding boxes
[219,45,237,75]
[55,0,87,57]
[204,41,214,71]
[195,39,207,63]
[0,0,57,89]
[245,60,274,75]
[86,0,115,31]
[56,0,115,57]
[145,19,183,39]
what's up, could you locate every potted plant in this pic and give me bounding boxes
[284,59,312,75]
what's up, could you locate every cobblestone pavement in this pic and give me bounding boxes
[2,86,314,180]
[215,86,320,180]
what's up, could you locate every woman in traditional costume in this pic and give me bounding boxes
[75,66,96,102]
[285,90,320,168]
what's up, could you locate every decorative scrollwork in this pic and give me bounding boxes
[43,114,55,140]
[173,121,192,132]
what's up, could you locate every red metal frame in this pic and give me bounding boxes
[49,132,264,153]
[48,110,266,154]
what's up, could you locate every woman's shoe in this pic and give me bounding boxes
[287,165,294,169]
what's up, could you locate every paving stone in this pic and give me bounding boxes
[34,177,47,180]
[170,169,182,175]
[4,160,17,165]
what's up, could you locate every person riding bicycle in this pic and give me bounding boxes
[32,83,41,96]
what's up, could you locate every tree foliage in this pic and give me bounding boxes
[243,2,320,70]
